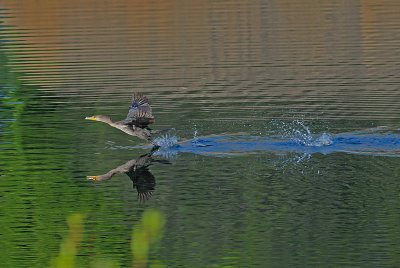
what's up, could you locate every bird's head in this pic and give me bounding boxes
[85,115,98,121]
[86,175,99,181]
[87,174,113,181]
[85,115,112,123]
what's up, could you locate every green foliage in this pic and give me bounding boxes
[131,209,166,268]
[51,214,85,268]
[50,210,165,268]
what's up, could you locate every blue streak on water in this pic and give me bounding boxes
[152,131,400,157]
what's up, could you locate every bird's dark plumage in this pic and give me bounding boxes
[123,93,155,128]
[85,92,156,142]
[87,151,157,202]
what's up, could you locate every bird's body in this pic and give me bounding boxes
[87,154,155,202]
[85,93,155,142]
[87,148,168,202]
[87,153,154,182]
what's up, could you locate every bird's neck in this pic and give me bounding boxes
[99,116,115,126]
[93,173,113,181]
[99,169,120,180]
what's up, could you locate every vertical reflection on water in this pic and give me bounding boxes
[1,1,400,267]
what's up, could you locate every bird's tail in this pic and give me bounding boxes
[148,144,161,154]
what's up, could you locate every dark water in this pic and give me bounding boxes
[1,1,400,267]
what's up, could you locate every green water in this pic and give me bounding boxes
[1,1,400,267]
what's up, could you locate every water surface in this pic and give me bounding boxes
[1,1,400,267]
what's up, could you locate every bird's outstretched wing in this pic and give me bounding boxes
[126,167,156,203]
[123,93,154,128]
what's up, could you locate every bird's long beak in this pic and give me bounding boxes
[87,175,99,181]
[85,116,96,121]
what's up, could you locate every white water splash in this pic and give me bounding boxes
[152,134,180,158]
[272,120,333,147]
[152,134,179,148]
[309,132,333,147]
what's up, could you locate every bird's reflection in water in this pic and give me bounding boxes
[87,147,169,202]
